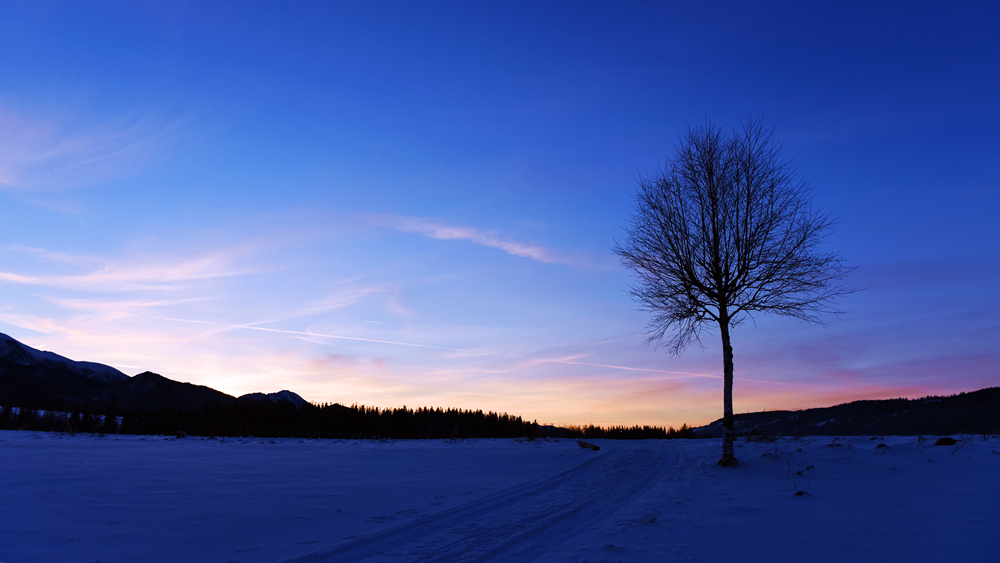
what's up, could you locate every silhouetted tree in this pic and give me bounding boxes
[102,396,119,434]
[81,405,96,434]
[16,405,37,430]
[615,118,854,466]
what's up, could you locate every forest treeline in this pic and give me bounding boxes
[0,399,695,440]
[566,423,697,440]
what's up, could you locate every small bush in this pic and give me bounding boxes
[934,437,957,446]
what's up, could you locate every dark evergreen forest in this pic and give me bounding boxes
[0,399,694,440]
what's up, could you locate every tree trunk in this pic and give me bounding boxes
[719,320,738,466]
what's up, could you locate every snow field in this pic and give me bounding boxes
[536,436,1000,563]
[0,433,588,563]
[1,431,997,563]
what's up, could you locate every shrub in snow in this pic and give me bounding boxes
[638,511,658,523]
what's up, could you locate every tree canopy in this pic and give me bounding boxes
[615,118,854,465]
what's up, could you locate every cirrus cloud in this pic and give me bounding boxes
[370,214,588,267]
[0,244,254,292]
[0,105,181,194]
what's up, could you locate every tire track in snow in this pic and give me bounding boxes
[286,442,677,563]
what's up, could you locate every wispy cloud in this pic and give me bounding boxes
[39,296,213,325]
[0,106,180,193]
[297,286,386,317]
[371,214,584,266]
[0,246,252,292]
[0,313,77,338]
[159,317,469,352]
[0,244,103,266]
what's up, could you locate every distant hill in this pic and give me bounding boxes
[694,387,1000,437]
[238,390,307,407]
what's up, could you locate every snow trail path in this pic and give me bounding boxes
[288,442,676,563]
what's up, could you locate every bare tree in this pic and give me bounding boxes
[614,118,854,466]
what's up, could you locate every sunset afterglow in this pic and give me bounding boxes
[0,2,997,428]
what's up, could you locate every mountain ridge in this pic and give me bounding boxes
[0,333,128,383]
[0,333,302,413]
[1,332,997,436]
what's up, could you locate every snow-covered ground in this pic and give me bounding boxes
[1,430,997,563]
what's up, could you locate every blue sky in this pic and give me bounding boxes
[1,1,997,427]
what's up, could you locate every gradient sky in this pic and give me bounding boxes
[0,1,997,428]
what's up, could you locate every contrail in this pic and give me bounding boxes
[158,317,468,352]
[552,359,721,379]
[554,359,794,386]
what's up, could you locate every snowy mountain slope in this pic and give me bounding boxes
[0,357,111,411]
[0,334,236,413]
[0,332,127,383]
